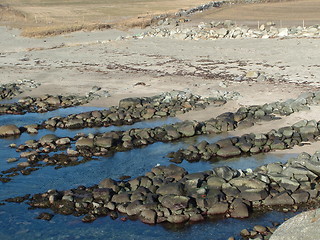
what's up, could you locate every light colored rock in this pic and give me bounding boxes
[0,125,21,137]
[270,209,320,240]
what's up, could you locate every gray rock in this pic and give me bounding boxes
[75,138,94,148]
[263,192,294,206]
[167,214,189,223]
[270,209,320,240]
[139,210,157,224]
[230,199,249,218]
[156,182,185,195]
[216,146,241,158]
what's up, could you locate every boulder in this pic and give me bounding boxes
[139,210,157,224]
[167,214,189,223]
[216,146,241,158]
[156,182,185,196]
[75,138,94,149]
[0,125,21,137]
[159,195,190,210]
[230,199,249,218]
[270,209,320,240]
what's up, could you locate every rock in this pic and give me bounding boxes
[119,98,141,109]
[156,182,185,195]
[139,210,157,224]
[159,195,190,210]
[36,212,54,221]
[92,188,114,201]
[229,177,267,190]
[176,121,196,137]
[240,188,269,201]
[0,125,21,137]
[230,199,249,218]
[94,137,114,148]
[7,158,18,163]
[207,202,229,215]
[167,214,189,223]
[214,166,235,181]
[278,28,288,37]
[216,146,241,158]
[65,119,84,129]
[75,138,94,148]
[98,178,119,192]
[39,134,58,144]
[263,192,294,206]
[246,71,259,78]
[46,96,61,105]
[270,209,320,240]
[55,138,71,145]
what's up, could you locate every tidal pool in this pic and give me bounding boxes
[0,106,299,240]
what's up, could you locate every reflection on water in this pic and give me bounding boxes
[0,106,299,240]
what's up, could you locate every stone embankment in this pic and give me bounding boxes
[18,151,320,225]
[128,21,320,41]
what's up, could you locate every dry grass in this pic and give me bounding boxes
[1,0,320,37]
[21,23,111,38]
[192,0,320,27]
[0,0,208,37]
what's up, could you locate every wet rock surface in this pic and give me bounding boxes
[24,151,320,225]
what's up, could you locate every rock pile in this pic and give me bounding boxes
[24,151,320,224]
[0,94,95,115]
[0,80,39,100]
[129,21,320,40]
[41,91,225,130]
[168,119,320,163]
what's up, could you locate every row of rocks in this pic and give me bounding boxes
[129,21,320,41]
[21,151,320,225]
[1,91,318,181]
[0,89,104,115]
[168,119,320,163]
[0,80,39,100]
[40,90,225,130]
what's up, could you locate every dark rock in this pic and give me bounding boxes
[36,212,54,221]
[159,195,190,210]
[167,214,189,223]
[230,199,249,218]
[156,182,185,195]
[139,210,157,224]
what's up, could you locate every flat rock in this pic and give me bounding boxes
[0,125,21,137]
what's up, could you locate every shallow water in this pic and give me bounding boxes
[0,106,299,240]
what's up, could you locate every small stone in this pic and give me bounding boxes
[7,158,18,163]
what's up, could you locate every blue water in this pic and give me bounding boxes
[0,106,299,240]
